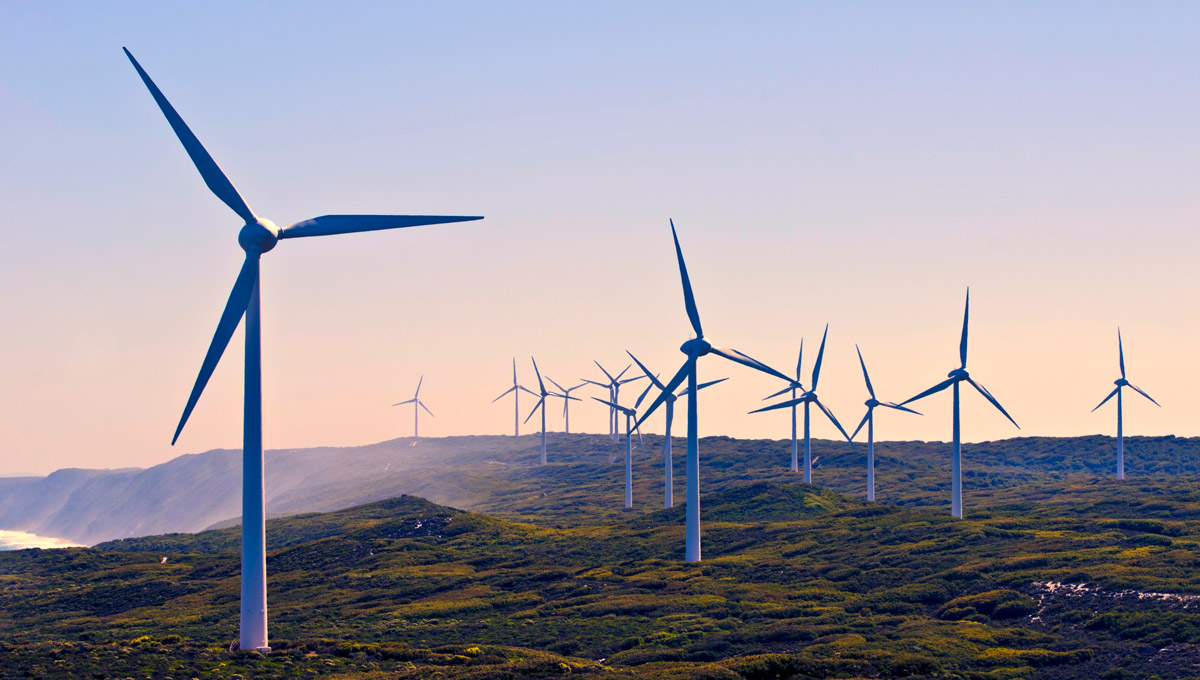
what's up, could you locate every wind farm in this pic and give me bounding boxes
[5,4,1200,679]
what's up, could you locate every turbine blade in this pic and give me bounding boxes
[523,397,544,425]
[614,364,632,382]
[546,376,566,393]
[392,398,416,406]
[711,347,792,382]
[627,350,666,391]
[581,379,608,388]
[564,394,582,401]
[492,385,516,402]
[636,422,645,453]
[1092,387,1119,412]
[1126,382,1161,406]
[966,377,1020,429]
[749,395,806,415]
[531,356,546,394]
[512,357,517,385]
[634,379,656,408]
[670,219,704,338]
[636,357,693,428]
[856,344,875,399]
[849,410,871,441]
[694,377,728,392]
[123,48,256,223]
[880,401,922,416]
[762,384,795,401]
[812,324,829,389]
[171,254,259,444]
[619,374,646,385]
[900,377,955,406]
[796,340,804,381]
[419,401,435,417]
[815,399,852,441]
[592,396,632,416]
[519,385,540,397]
[415,374,423,397]
[960,288,970,368]
[280,215,482,239]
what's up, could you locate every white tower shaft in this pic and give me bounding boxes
[685,366,700,562]
[241,268,268,652]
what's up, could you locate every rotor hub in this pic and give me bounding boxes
[1115,378,1129,387]
[948,368,969,380]
[680,337,712,356]
[239,218,280,254]
[865,398,880,408]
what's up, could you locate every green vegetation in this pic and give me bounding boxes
[4,434,1200,678]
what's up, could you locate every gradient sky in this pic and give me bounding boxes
[2,2,1198,475]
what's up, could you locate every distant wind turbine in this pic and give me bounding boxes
[762,342,806,472]
[750,325,852,483]
[391,375,434,439]
[628,351,726,509]
[546,377,586,433]
[587,362,645,441]
[899,289,1019,518]
[124,48,481,652]
[593,396,646,508]
[635,220,794,562]
[1093,329,1160,480]
[847,346,920,501]
[493,358,538,436]
[525,357,566,465]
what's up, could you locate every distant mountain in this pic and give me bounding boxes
[1,433,1196,545]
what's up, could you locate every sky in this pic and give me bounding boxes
[1,2,1198,475]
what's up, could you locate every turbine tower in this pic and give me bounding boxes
[847,346,920,501]
[125,48,481,652]
[899,289,1018,518]
[593,397,646,508]
[493,358,537,436]
[1092,329,1160,480]
[391,375,434,439]
[762,342,806,472]
[628,351,725,509]
[635,220,793,562]
[524,357,565,465]
[546,377,586,433]
[750,325,851,483]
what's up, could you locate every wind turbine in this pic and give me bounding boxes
[546,378,586,433]
[635,220,793,562]
[1093,329,1160,480]
[493,358,537,436]
[593,396,647,508]
[847,346,920,501]
[750,325,851,483]
[391,375,434,439]
[627,351,726,509]
[524,357,565,465]
[761,342,806,472]
[124,48,481,652]
[587,362,645,441]
[899,289,1019,518]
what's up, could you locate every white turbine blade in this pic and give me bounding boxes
[635,421,645,453]
[594,360,616,383]
[563,394,582,401]
[518,385,540,397]
[492,385,517,402]
[627,350,666,390]
[512,357,517,385]
[391,398,416,406]
[592,396,633,417]
[693,377,729,393]
[670,219,704,338]
[171,254,258,445]
[1092,387,1120,412]
[959,288,970,368]
[1118,328,1126,380]
[614,364,633,381]
[711,347,792,383]
[566,382,588,393]
[581,378,608,388]
[523,397,545,425]
[415,374,424,398]
[880,401,922,416]
[900,377,955,406]
[749,395,806,415]
[636,357,693,428]
[634,379,656,408]
[966,377,1019,429]
[531,356,546,394]
[811,324,829,390]
[280,215,482,239]
[619,374,646,385]
[419,400,435,417]
[815,399,852,441]
[856,344,875,399]
[1126,382,1161,407]
[795,340,804,381]
[762,384,795,401]
[546,376,566,393]
[123,48,256,224]
[849,409,871,441]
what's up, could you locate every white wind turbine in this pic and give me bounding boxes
[761,342,806,472]
[627,351,726,509]
[546,377,586,433]
[391,375,434,439]
[525,357,566,465]
[586,362,645,441]
[125,48,481,652]
[899,289,1019,518]
[1092,329,1160,480]
[750,325,851,483]
[635,220,794,562]
[593,396,647,508]
[847,346,920,501]
[493,358,537,436]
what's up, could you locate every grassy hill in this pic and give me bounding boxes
[4,442,1200,679]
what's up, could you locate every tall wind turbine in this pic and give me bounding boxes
[391,375,434,439]
[899,289,1019,518]
[546,377,586,433]
[762,343,806,473]
[628,351,725,509]
[593,396,646,508]
[847,346,920,501]
[750,325,851,483]
[587,362,644,441]
[635,220,793,562]
[493,358,537,436]
[1093,329,1160,480]
[125,48,481,652]
[524,357,565,465]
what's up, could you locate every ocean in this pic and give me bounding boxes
[0,530,83,550]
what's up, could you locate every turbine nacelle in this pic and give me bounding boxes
[865,397,880,409]
[680,337,712,357]
[239,217,280,253]
[1115,378,1129,387]
[947,368,969,380]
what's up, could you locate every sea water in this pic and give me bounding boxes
[0,530,83,550]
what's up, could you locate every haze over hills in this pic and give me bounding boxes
[2,433,1199,546]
